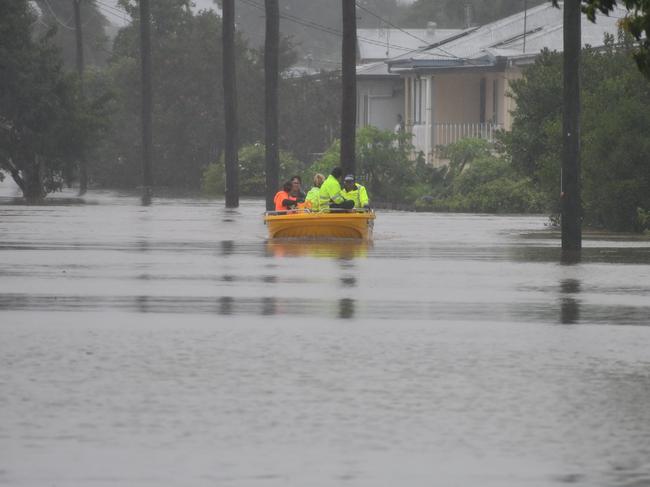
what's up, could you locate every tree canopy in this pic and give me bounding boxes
[91,0,339,191]
[0,1,108,200]
[506,36,650,231]
[551,0,650,76]
[34,0,111,68]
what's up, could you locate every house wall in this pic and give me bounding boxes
[432,73,483,124]
[357,78,404,132]
[400,66,525,161]
[502,66,523,130]
[403,70,524,129]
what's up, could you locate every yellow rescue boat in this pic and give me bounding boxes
[264,209,375,240]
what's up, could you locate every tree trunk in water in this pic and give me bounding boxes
[340,0,357,176]
[561,0,581,250]
[265,0,279,211]
[139,0,153,205]
[222,0,239,208]
[73,0,87,196]
[22,155,45,203]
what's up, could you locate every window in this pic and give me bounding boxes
[492,79,499,123]
[479,78,486,124]
[411,78,424,125]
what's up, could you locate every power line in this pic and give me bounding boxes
[354,1,462,61]
[93,0,130,23]
[355,2,429,45]
[94,0,129,17]
[237,0,428,54]
[42,0,76,30]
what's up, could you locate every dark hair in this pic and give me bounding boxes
[331,167,343,178]
[283,181,292,192]
[290,175,302,184]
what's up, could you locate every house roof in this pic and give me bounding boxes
[387,2,628,71]
[357,27,464,61]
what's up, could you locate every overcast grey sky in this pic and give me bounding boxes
[100,0,415,26]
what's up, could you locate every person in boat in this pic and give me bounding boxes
[288,176,307,209]
[274,181,297,211]
[305,173,325,211]
[341,174,370,209]
[319,167,354,210]
[290,175,306,200]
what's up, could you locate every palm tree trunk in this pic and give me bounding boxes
[73,0,87,195]
[265,0,280,211]
[222,0,240,208]
[341,0,357,176]
[139,0,153,205]
[561,0,581,250]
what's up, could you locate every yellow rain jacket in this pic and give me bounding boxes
[341,183,369,208]
[319,175,345,208]
[306,187,321,211]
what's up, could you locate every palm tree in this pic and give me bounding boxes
[139,0,153,205]
[222,0,239,208]
[561,0,581,249]
[73,0,87,195]
[340,0,357,176]
[265,0,280,211]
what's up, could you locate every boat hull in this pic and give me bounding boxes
[264,212,375,240]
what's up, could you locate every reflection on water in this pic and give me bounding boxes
[261,296,276,316]
[219,296,233,315]
[340,276,357,287]
[339,298,355,319]
[266,239,371,259]
[221,239,235,256]
[560,279,581,324]
[1,190,650,487]
[560,249,582,265]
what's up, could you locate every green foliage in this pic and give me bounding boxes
[637,207,650,232]
[34,0,110,69]
[96,4,234,189]
[507,37,650,231]
[416,139,545,213]
[280,72,341,165]
[552,0,650,77]
[202,144,301,197]
[309,126,416,204]
[93,1,339,191]
[0,0,107,200]
[442,138,492,176]
[311,130,543,212]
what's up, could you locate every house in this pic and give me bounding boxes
[356,24,463,132]
[381,2,627,164]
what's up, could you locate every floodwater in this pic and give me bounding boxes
[1,185,649,487]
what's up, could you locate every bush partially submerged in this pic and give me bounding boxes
[202,144,301,197]
[416,138,545,213]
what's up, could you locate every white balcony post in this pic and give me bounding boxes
[424,77,433,163]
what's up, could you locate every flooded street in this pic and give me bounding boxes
[1,187,650,487]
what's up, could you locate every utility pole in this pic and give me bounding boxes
[341,0,357,176]
[73,0,87,195]
[464,3,472,29]
[73,0,84,76]
[523,0,528,53]
[265,0,279,211]
[139,0,153,205]
[561,0,582,250]
[222,0,239,208]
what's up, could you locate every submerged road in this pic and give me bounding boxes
[1,187,649,486]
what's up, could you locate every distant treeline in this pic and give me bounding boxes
[1,0,340,197]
